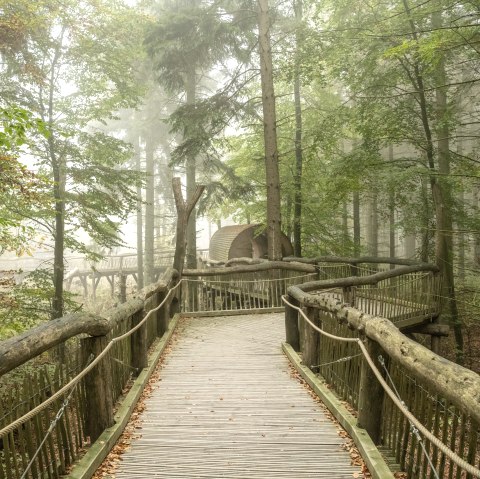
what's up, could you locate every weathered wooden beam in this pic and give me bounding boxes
[183,260,316,277]
[302,307,320,369]
[291,264,439,293]
[0,313,110,376]
[357,338,384,444]
[285,295,300,351]
[131,308,147,374]
[404,323,450,337]
[0,268,179,378]
[81,335,114,442]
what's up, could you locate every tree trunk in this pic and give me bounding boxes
[353,191,361,257]
[144,137,155,285]
[185,62,198,269]
[366,193,378,257]
[52,155,65,320]
[135,136,144,290]
[172,178,205,276]
[292,0,303,258]
[431,9,463,363]
[402,0,463,362]
[257,0,283,261]
[49,46,65,321]
[342,200,349,252]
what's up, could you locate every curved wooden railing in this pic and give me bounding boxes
[284,258,480,479]
[0,268,179,479]
[181,259,318,313]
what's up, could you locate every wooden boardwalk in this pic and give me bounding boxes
[113,313,365,478]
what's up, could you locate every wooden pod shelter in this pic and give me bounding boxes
[209,224,293,262]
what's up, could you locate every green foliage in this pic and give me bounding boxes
[0,106,49,152]
[0,269,77,340]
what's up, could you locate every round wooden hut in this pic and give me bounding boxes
[209,224,293,262]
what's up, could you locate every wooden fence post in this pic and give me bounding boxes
[81,335,114,442]
[357,337,384,444]
[285,295,300,351]
[131,309,147,374]
[302,307,320,370]
[343,286,356,306]
[157,290,169,337]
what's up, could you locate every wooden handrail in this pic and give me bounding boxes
[288,263,439,293]
[183,260,317,276]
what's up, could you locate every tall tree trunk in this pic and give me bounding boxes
[172,178,205,276]
[367,193,378,257]
[49,35,65,321]
[144,137,155,285]
[402,0,463,361]
[185,62,198,269]
[353,191,361,257]
[388,146,396,264]
[292,0,303,258]
[419,178,431,261]
[52,152,65,320]
[342,200,349,253]
[135,136,144,291]
[431,9,463,362]
[257,0,283,261]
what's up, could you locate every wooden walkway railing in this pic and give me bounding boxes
[284,258,480,479]
[0,257,479,479]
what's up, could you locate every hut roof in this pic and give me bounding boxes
[209,224,261,262]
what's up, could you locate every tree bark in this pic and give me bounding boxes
[293,0,303,258]
[172,177,205,276]
[135,136,144,290]
[144,136,155,285]
[367,193,378,257]
[185,62,198,269]
[257,0,283,261]
[353,191,361,257]
[48,36,66,322]
[402,0,463,362]
[431,9,463,363]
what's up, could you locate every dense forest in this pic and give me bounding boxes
[1,0,479,367]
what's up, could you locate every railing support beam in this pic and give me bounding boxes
[81,335,114,442]
[302,307,320,369]
[285,295,300,351]
[131,309,148,374]
[157,290,169,337]
[357,338,384,444]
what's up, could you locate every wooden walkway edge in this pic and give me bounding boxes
[108,313,370,478]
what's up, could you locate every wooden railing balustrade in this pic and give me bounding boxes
[181,260,318,313]
[1,256,479,479]
[0,268,179,479]
[284,259,480,479]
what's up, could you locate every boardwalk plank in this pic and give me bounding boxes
[113,313,365,478]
